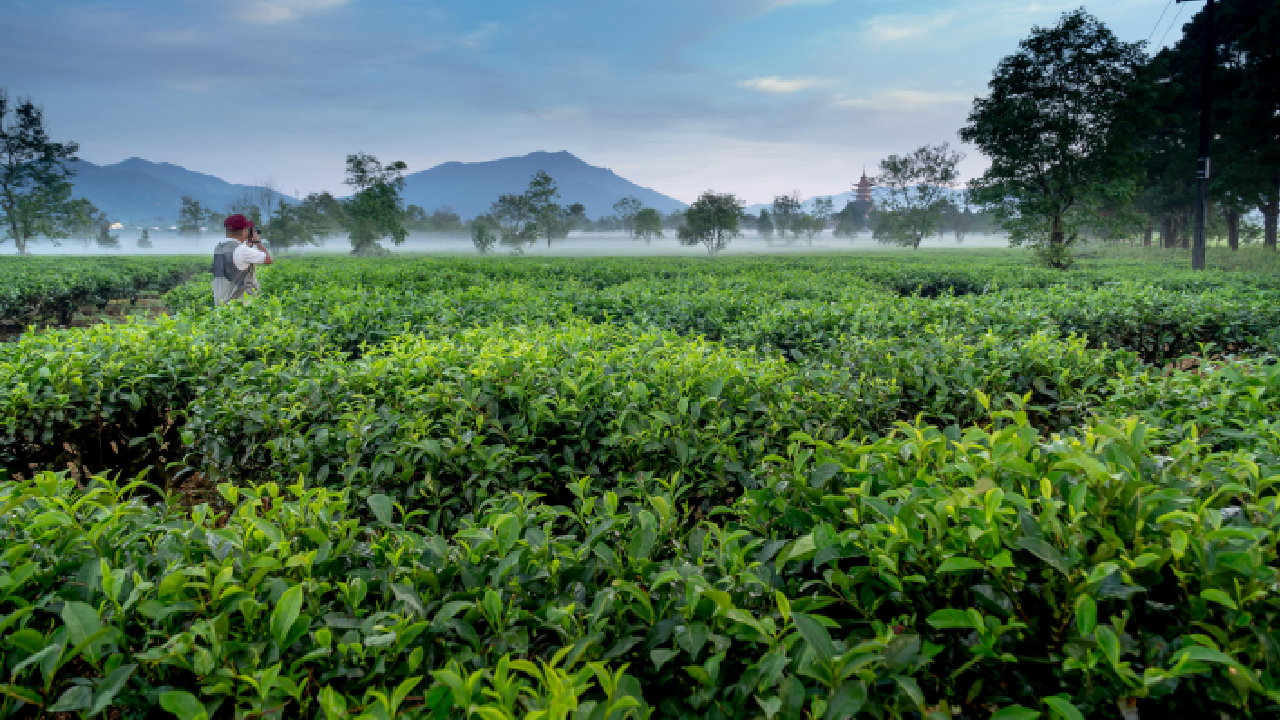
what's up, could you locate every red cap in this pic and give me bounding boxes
[224,214,255,232]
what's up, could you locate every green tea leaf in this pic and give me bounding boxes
[1017,537,1071,576]
[271,585,304,647]
[368,494,395,525]
[893,675,925,711]
[1200,589,1237,610]
[160,691,209,720]
[49,685,92,713]
[1095,625,1121,669]
[791,612,836,662]
[1075,595,1097,637]
[937,557,984,573]
[1043,696,1084,720]
[91,663,138,715]
[927,608,980,629]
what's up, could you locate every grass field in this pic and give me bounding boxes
[1,249,1278,719]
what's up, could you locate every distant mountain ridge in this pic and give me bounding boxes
[742,187,967,216]
[400,151,686,220]
[67,151,686,223]
[67,158,292,224]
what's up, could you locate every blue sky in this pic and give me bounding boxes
[4,0,1177,206]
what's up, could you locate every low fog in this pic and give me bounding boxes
[21,230,1012,257]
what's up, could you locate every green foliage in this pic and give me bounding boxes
[4,251,1280,718]
[341,154,409,254]
[677,192,742,255]
[0,255,204,327]
[265,192,343,251]
[614,196,642,239]
[0,90,87,255]
[771,194,802,243]
[471,215,498,254]
[177,196,211,234]
[634,208,663,244]
[872,144,964,250]
[960,10,1148,268]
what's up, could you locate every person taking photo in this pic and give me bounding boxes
[212,214,273,305]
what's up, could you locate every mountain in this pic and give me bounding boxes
[65,151,684,224]
[401,151,686,220]
[66,158,291,224]
[742,187,968,216]
[743,191,860,216]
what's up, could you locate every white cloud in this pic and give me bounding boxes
[235,0,349,24]
[739,76,831,93]
[863,10,962,46]
[834,89,973,110]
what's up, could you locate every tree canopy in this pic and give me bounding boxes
[872,143,964,250]
[340,154,409,255]
[635,207,663,244]
[1,90,90,255]
[960,9,1147,268]
[677,191,742,255]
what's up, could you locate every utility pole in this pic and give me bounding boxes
[1177,0,1215,270]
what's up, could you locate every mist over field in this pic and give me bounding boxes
[24,229,1012,256]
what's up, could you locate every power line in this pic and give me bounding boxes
[1147,0,1175,44]
[1156,3,1188,49]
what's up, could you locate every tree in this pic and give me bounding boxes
[960,10,1146,268]
[795,214,822,244]
[805,196,834,244]
[491,193,534,253]
[95,215,119,249]
[613,196,642,238]
[677,191,742,255]
[635,207,663,244]
[340,154,408,254]
[264,200,321,252]
[771,193,801,242]
[757,209,775,242]
[1143,0,1280,252]
[227,180,283,230]
[137,228,152,249]
[871,143,964,250]
[524,171,566,247]
[471,214,497,253]
[948,205,976,244]
[432,206,464,232]
[833,202,864,240]
[177,196,207,233]
[1,90,89,255]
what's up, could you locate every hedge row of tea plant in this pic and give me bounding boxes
[2,253,1279,718]
[0,256,205,327]
[165,259,1280,365]
[0,299,1138,486]
[2,395,1277,718]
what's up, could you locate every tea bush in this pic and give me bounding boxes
[0,256,204,327]
[2,252,1280,719]
[2,402,1277,718]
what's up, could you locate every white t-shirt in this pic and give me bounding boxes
[232,242,268,271]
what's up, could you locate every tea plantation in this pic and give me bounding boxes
[1,252,1278,719]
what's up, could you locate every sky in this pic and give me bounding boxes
[3,0,1182,207]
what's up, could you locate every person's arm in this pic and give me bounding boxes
[248,229,274,265]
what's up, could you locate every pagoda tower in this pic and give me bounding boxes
[854,169,873,207]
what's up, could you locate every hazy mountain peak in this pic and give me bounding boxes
[402,150,684,219]
[66,150,684,222]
